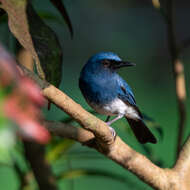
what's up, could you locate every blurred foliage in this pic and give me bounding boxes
[0,0,63,87]
[26,3,63,87]
[58,168,130,186]
[47,139,74,163]
[0,44,50,166]
[0,74,16,165]
[0,9,6,23]
[0,121,15,164]
[0,0,190,190]
[49,0,73,37]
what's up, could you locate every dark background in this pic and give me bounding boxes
[0,0,190,189]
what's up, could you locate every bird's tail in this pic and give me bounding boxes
[125,117,157,144]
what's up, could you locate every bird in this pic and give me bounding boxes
[79,52,157,144]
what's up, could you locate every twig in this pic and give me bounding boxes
[23,141,57,190]
[165,0,187,156]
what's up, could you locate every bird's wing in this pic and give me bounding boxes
[117,77,143,118]
[117,77,136,106]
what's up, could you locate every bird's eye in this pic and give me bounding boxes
[102,60,110,67]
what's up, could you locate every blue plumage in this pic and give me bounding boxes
[80,52,135,105]
[79,52,156,144]
[89,52,122,62]
[116,77,136,106]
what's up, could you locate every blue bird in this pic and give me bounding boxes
[79,52,157,144]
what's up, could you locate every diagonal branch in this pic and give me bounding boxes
[19,64,114,148]
[20,64,184,190]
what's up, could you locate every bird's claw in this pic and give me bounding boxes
[106,121,112,126]
[106,121,117,138]
[108,126,117,139]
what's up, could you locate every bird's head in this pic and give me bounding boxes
[86,52,135,71]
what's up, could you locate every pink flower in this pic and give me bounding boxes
[0,44,50,144]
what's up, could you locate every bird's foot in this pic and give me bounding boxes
[108,126,117,139]
[106,114,124,125]
[106,120,112,126]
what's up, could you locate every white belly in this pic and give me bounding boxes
[89,98,140,119]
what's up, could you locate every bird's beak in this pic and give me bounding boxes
[112,61,136,69]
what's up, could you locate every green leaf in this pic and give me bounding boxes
[0,9,5,17]
[141,144,164,167]
[1,0,63,87]
[26,3,63,87]
[0,8,7,23]
[58,168,140,188]
[49,0,73,38]
[0,124,16,164]
[0,13,7,23]
[60,168,127,182]
[47,139,74,163]
[38,11,63,23]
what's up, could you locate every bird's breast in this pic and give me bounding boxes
[88,98,139,118]
[79,74,117,104]
[85,96,120,116]
[79,72,139,118]
[102,98,128,115]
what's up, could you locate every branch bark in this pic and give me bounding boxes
[0,0,189,188]
[19,64,114,148]
[174,137,190,189]
[43,120,94,144]
[43,121,178,189]
[44,120,190,190]
[20,64,190,190]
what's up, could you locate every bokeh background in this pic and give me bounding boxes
[0,0,190,189]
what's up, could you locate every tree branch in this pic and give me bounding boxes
[43,120,183,190]
[19,64,114,148]
[20,64,189,190]
[165,0,187,156]
[43,120,176,189]
[19,60,190,189]
[175,137,190,172]
[45,119,190,190]
[174,136,190,189]
[43,120,95,145]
